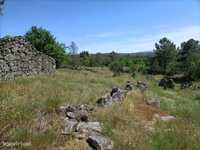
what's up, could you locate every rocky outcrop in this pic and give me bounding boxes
[0,36,56,80]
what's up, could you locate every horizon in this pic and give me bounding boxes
[0,0,200,53]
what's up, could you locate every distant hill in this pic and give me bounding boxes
[119,51,155,57]
[91,51,154,57]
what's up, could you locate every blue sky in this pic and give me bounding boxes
[0,0,200,53]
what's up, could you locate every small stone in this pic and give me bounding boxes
[80,114,89,122]
[63,118,78,135]
[110,87,120,96]
[137,81,148,92]
[145,97,160,108]
[159,78,175,89]
[160,115,176,121]
[76,122,102,133]
[125,81,134,91]
[66,112,76,119]
[97,94,113,107]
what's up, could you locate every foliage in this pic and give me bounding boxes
[149,37,200,80]
[80,51,92,66]
[152,37,178,75]
[109,61,124,76]
[187,52,200,80]
[178,39,200,79]
[25,26,66,67]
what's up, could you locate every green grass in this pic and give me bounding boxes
[0,68,200,150]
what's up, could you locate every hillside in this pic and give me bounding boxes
[0,68,200,150]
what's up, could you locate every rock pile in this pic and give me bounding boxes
[57,104,113,150]
[0,36,56,80]
[136,81,148,92]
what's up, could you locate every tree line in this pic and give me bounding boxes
[3,26,200,80]
[24,26,149,75]
[150,37,200,80]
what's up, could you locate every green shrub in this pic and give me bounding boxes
[25,26,66,67]
[109,61,123,76]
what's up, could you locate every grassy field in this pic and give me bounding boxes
[0,68,200,150]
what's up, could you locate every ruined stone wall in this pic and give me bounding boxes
[0,36,56,80]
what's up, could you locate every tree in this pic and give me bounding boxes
[149,59,160,74]
[177,39,200,79]
[25,26,66,67]
[109,51,118,62]
[43,42,66,67]
[67,41,79,55]
[153,37,177,75]
[187,52,200,80]
[179,39,200,72]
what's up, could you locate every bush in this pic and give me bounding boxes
[187,52,200,80]
[109,61,123,76]
[25,26,66,67]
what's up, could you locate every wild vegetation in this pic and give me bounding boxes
[23,26,200,81]
[0,68,200,149]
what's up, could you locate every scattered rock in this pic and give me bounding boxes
[97,87,126,107]
[56,106,68,117]
[57,104,94,121]
[137,81,148,92]
[96,81,137,107]
[159,78,175,89]
[154,114,176,122]
[59,104,113,150]
[111,87,125,102]
[181,82,192,89]
[66,112,77,119]
[110,87,119,96]
[125,81,134,91]
[97,94,113,107]
[145,97,160,109]
[159,115,176,121]
[87,132,114,150]
[76,122,102,133]
[63,118,78,135]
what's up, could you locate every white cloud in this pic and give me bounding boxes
[80,25,200,53]
[163,25,200,45]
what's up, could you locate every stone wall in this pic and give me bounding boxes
[0,36,56,80]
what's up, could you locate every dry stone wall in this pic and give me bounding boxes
[0,36,56,80]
